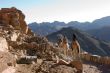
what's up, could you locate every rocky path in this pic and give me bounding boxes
[2,67,15,73]
[0,54,110,73]
[83,64,102,73]
[83,61,110,73]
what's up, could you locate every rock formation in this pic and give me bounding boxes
[0,7,83,73]
[0,7,33,35]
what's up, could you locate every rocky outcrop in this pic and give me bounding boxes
[0,7,83,73]
[0,7,33,35]
[0,7,35,72]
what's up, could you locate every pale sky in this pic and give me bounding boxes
[0,0,110,23]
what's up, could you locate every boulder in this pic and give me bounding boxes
[69,60,83,73]
[11,32,19,41]
[0,37,8,52]
[37,61,77,73]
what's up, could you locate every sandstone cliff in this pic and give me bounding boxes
[0,7,33,35]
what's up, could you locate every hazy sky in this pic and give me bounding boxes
[0,0,110,23]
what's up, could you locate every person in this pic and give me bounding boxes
[57,34,63,48]
[62,35,70,56]
[57,34,70,58]
[71,33,80,60]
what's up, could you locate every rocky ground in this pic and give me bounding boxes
[83,61,110,73]
[1,59,110,73]
[0,7,110,73]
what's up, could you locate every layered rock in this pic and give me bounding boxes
[0,7,33,35]
[0,7,35,72]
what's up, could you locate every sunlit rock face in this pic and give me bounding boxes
[0,7,33,35]
[0,37,8,52]
[10,32,19,41]
[0,7,35,73]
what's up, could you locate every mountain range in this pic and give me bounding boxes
[86,26,110,42]
[28,16,110,38]
[47,27,110,56]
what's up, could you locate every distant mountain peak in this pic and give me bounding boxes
[28,16,110,40]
